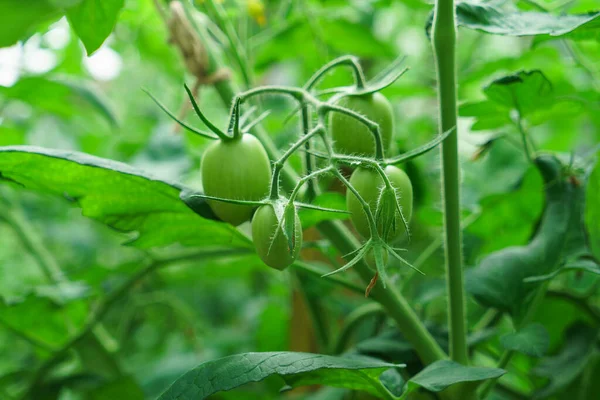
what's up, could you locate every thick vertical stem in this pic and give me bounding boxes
[432,0,469,366]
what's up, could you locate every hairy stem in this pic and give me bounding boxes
[319,220,447,365]
[432,0,470,367]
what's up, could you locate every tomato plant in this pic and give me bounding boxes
[0,0,599,400]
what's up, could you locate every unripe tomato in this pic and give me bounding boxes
[252,205,302,270]
[201,134,271,226]
[329,93,394,156]
[346,166,413,240]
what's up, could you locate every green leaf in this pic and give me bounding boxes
[157,352,402,400]
[0,77,118,126]
[484,70,553,116]
[533,323,598,398]
[0,0,62,48]
[586,155,600,259]
[66,0,125,55]
[524,258,600,284]
[500,323,550,357]
[455,3,600,41]
[401,360,505,397]
[467,166,543,255]
[466,155,580,320]
[0,146,252,249]
[459,101,511,131]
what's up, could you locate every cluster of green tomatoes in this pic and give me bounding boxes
[200,92,413,271]
[147,57,437,286]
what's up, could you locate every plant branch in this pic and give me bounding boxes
[432,0,470,367]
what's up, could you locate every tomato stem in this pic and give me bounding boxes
[433,0,471,376]
[304,55,367,91]
[268,125,324,200]
[301,104,318,201]
[320,103,385,160]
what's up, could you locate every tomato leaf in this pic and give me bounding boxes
[0,146,252,249]
[466,154,581,320]
[400,360,505,398]
[66,0,125,55]
[532,323,599,398]
[500,323,550,357]
[0,77,118,127]
[426,3,600,41]
[484,70,553,117]
[0,0,62,48]
[157,352,403,400]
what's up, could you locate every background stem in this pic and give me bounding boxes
[432,0,470,366]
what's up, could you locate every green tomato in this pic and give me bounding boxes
[252,205,302,270]
[346,166,413,240]
[201,134,272,226]
[329,92,394,156]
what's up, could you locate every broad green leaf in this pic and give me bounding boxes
[467,166,543,255]
[459,101,511,131]
[0,77,118,126]
[0,0,62,48]
[158,352,402,399]
[533,323,598,398]
[66,0,125,55]
[500,323,549,357]
[533,297,598,351]
[455,3,600,40]
[586,156,600,259]
[379,369,404,397]
[401,360,505,397]
[0,146,252,249]
[466,155,580,319]
[484,70,552,117]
